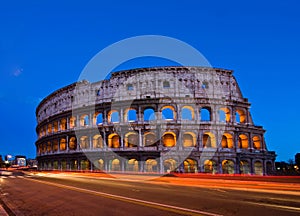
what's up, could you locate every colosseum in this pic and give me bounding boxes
[35,66,276,175]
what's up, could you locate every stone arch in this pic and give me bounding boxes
[108,110,120,123]
[53,140,58,152]
[144,132,157,147]
[94,112,103,125]
[111,159,121,171]
[69,116,76,128]
[236,109,246,123]
[183,132,196,147]
[80,159,90,170]
[240,160,250,174]
[80,136,89,149]
[219,107,231,122]
[144,108,156,121]
[161,105,176,121]
[204,160,217,174]
[203,132,216,148]
[184,158,197,173]
[238,134,249,149]
[93,134,103,148]
[125,132,138,147]
[200,107,211,121]
[60,118,67,130]
[124,108,137,122]
[181,106,194,120]
[253,135,261,150]
[221,133,234,148]
[53,121,58,132]
[60,138,66,151]
[80,114,89,126]
[127,158,139,172]
[222,160,235,174]
[47,124,52,134]
[162,132,176,147]
[145,159,158,172]
[69,137,77,150]
[94,159,104,171]
[254,160,263,175]
[108,133,120,148]
[163,158,177,172]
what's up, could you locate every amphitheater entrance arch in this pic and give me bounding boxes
[222,160,235,174]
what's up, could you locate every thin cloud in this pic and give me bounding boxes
[12,68,23,77]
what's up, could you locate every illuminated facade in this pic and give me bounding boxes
[35,66,276,175]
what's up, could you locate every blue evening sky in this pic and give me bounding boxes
[0,0,299,161]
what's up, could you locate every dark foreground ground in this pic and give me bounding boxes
[0,171,300,216]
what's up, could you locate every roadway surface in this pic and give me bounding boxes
[0,171,300,216]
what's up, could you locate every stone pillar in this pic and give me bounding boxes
[120,133,124,149]
[89,136,92,149]
[159,156,164,174]
[66,136,69,151]
[120,108,124,123]
[138,128,143,149]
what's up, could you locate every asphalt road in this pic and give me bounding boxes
[1,171,300,216]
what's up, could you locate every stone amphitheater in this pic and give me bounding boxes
[35,66,276,175]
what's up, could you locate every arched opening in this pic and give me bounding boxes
[240,161,250,174]
[80,136,89,149]
[144,108,155,121]
[162,106,176,121]
[163,159,177,173]
[111,159,120,171]
[70,160,77,170]
[222,160,235,174]
[53,121,58,132]
[127,159,139,172]
[95,113,103,125]
[200,107,211,121]
[81,160,90,171]
[47,142,51,153]
[80,114,89,126]
[163,81,170,88]
[204,160,217,174]
[144,132,157,147]
[253,136,261,150]
[221,133,234,148]
[145,159,158,172]
[183,133,196,147]
[181,106,194,120]
[60,138,66,151]
[53,140,58,152]
[238,134,249,149]
[60,118,67,130]
[108,134,120,148]
[125,132,138,148]
[125,108,137,122]
[93,134,103,148]
[94,159,104,171]
[236,109,246,123]
[254,161,263,175]
[69,137,77,150]
[184,159,197,173]
[47,124,52,134]
[61,160,67,170]
[69,116,76,128]
[163,132,176,147]
[203,132,216,148]
[219,107,230,122]
[108,110,119,123]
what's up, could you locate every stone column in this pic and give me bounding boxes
[138,128,143,149]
